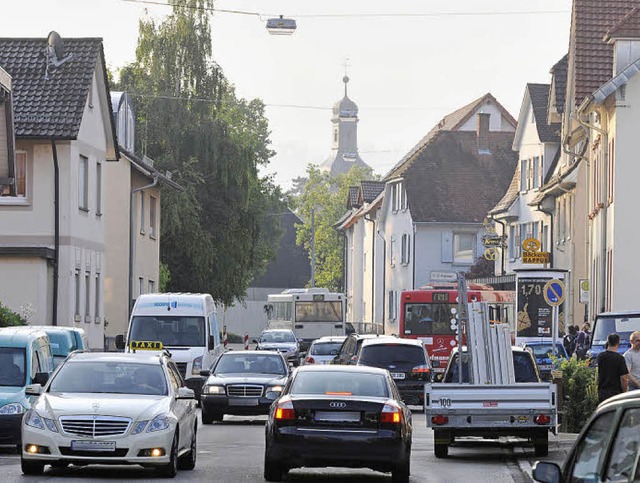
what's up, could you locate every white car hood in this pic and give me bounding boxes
[35,393,168,420]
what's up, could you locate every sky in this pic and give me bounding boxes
[3,0,572,190]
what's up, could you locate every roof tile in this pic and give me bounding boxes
[528,83,561,143]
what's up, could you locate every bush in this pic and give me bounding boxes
[558,356,598,433]
[0,302,26,327]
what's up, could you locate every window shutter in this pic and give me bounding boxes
[441,231,453,263]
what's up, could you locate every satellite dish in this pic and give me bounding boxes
[46,31,73,67]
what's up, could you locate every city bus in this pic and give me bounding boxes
[265,289,348,352]
[400,283,516,372]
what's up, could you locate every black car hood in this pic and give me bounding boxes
[205,373,287,386]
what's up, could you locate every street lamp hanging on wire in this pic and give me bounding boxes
[266,15,297,35]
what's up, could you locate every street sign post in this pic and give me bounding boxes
[543,279,565,357]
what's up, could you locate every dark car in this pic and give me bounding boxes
[587,311,640,364]
[331,333,382,365]
[200,351,289,423]
[264,365,412,482]
[356,337,431,406]
[522,341,568,381]
[254,329,301,366]
[442,346,541,383]
[533,390,640,483]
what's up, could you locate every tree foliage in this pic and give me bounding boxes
[295,165,375,291]
[0,302,26,327]
[557,357,598,432]
[116,0,286,305]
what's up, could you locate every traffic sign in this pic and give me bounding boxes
[543,279,565,306]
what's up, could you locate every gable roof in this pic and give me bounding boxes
[528,84,561,143]
[405,130,517,223]
[360,180,385,203]
[605,6,640,40]
[347,186,360,208]
[384,93,517,180]
[0,36,117,153]
[569,1,638,108]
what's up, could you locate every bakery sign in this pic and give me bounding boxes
[521,238,550,264]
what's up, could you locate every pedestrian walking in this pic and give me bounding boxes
[575,325,588,360]
[597,333,629,404]
[563,325,577,357]
[623,331,640,391]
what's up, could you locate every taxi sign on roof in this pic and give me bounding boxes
[130,341,163,351]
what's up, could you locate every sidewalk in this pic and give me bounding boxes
[512,432,578,481]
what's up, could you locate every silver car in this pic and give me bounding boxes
[304,336,346,365]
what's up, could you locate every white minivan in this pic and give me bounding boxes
[116,293,222,399]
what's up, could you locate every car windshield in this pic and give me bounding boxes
[129,316,205,347]
[49,361,168,396]
[310,341,343,356]
[446,352,538,383]
[215,354,286,375]
[47,331,78,357]
[358,344,426,370]
[290,371,389,398]
[0,347,26,387]
[527,343,566,359]
[592,316,640,345]
[260,331,296,343]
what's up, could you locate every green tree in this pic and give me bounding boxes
[557,357,598,432]
[0,302,26,327]
[295,165,375,291]
[116,0,286,305]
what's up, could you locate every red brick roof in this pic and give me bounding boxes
[605,6,640,40]
[570,0,639,107]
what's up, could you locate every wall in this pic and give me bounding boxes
[0,258,50,325]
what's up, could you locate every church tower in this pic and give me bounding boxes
[320,76,370,176]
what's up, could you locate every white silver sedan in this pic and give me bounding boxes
[21,351,198,477]
[304,336,347,365]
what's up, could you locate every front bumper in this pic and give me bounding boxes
[0,413,23,444]
[202,395,276,415]
[21,423,176,466]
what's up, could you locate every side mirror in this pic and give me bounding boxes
[115,334,125,350]
[25,383,42,396]
[176,387,196,400]
[32,372,49,386]
[208,335,215,351]
[532,461,562,483]
[199,370,211,377]
[434,373,444,383]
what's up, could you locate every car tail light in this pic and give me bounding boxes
[431,415,449,425]
[305,356,315,364]
[380,401,402,424]
[411,365,431,373]
[534,414,551,425]
[274,397,295,420]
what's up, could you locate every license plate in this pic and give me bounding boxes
[315,411,360,422]
[539,364,553,371]
[228,398,259,406]
[390,372,405,380]
[71,440,116,452]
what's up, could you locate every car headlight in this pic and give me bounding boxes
[25,410,45,430]
[132,420,149,435]
[0,403,25,415]
[204,385,225,395]
[265,385,284,399]
[44,417,59,433]
[146,414,171,433]
[192,356,203,376]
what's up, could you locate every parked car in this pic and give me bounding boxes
[587,311,640,364]
[199,350,289,423]
[356,337,431,406]
[521,341,568,381]
[304,336,346,365]
[20,351,198,476]
[27,326,89,368]
[253,329,300,366]
[442,346,541,383]
[0,327,54,449]
[533,390,640,483]
[264,365,412,482]
[330,333,382,365]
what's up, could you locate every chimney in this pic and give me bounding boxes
[477,112,491,154]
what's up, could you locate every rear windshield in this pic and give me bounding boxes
[0,347,26,387]
[446,352,538,383]
[47,332,78,357]
[310,342,343,356]
[290,371,389,398]
[592,316,640,346]
[527,343,566,359]
[358,344,426,366]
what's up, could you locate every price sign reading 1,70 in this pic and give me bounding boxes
[520,283,543,296]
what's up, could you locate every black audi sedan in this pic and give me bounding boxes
[264,365,412,482]
[200,351,289,423]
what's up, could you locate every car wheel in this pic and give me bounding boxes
[156,433,178,478]
[212,411,224,422]
[263,456,285,482]
[201,407,214,425]
[434,443,448,458]
[178,423,197,470]
[21,456,45,475]
[392,444,411,483]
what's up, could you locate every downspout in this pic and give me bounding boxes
[492,217,507,276]
[376,229,386,333]
[412,223,417,289]
[129,176,159,316]
[51,140,59,326]
[364,214,376,325]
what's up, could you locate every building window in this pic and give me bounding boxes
[139,277,144,297]
[84,271,91,321]
[150,195,157,238]
[520,159,528,191]
[95,273,100,322]
[1,151,26,198]
[139,192,145,234]
[453,233,474,264]
[508,224,516,259]
[391,183,398,212]
[96,161,102,215]
[399,183,406,210]
[79,155,89,211]
[149,280,155,293]
[388,290,396,321]
[401,233,411,265]
[74,270,81,320]
[333,129,338,143]
[533,157,540,189]
[389,236,396,267]
[608,138,615,205]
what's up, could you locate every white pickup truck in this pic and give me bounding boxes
[425,347,558,458]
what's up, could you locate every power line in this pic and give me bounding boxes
[121,0,260,16]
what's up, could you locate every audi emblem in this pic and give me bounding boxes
[329,402,347,409]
